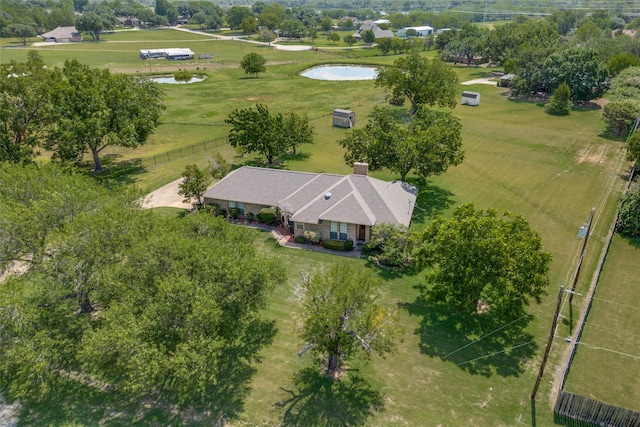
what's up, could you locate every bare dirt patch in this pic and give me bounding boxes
[575,144,608,164]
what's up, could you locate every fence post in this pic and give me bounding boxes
[531,286,564,400]
[154,155,157,166]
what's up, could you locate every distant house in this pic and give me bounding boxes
[339,16,360,27]
[40,26,82,43]
[353,20,394,40]
[373,19,391,26]
[117,17,140,28]
[203,164,418,244]
[396,25,434,38]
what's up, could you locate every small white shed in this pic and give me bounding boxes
[333,109,356,128]
[461,91,480,106]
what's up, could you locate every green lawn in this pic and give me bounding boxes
[563,233,640,411]
[1,30,633,426]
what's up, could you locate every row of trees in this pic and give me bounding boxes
[0,52,164,171]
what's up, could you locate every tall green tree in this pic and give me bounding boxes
[545,83,572,116]
[298,263,401,377]
[362,29,375,44]
[6,23,36,45]
[0,52,61,164]
[338,106,463,181]
[444,22,488,66]
[616,185,640,237]
[47,60,164,172]
[225,104,287,165]
[283,111,314,155]
[75,11,107,40]
[240,52,266,77]
[415,203,551,321]
[375,53,458,115]
[602,100,640,139]
[178,164,211,209]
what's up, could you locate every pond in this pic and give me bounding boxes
[149,75,206,84]
[300,65,378,81]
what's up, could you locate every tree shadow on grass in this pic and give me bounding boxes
[408,179,456,225]
[87,157,148,188]
[276,367,384,427]
[280,151,311,162]
[399,288,537,378]
[16,318,277,426]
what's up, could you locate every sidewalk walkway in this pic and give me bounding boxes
[243,222,364,258]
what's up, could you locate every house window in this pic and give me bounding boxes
[296,223,304,230]
[330,221,348,240]
[228,201,245,215]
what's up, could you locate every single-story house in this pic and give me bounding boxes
[203,164,418,244]
[396,25,434,38]
[353,20,394,40]
[40,26,82,43]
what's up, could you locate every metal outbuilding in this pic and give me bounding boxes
[332,109,356,128]
[461,91,480,106]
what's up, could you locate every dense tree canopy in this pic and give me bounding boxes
[338,106,463,181]
[298,263,400,377]
[543,47,608,101]
[616,185,640,237]
[0,163,285,411]
[416,203,551,321]
[375,53,458,115]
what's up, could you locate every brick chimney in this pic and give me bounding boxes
[354,162,369,176]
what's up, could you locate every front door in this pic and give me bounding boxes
[358,224,366,241]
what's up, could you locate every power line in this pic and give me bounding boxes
[577,341,640,361]
[456,339,540,366]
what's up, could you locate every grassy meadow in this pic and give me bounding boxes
[1,29,634,425]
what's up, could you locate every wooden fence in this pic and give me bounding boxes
[555,391,640,427]
[554,168,637,427]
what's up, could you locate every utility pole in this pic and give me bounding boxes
[531,286,564,400]
[569,208,595,303]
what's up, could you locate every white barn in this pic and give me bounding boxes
[396,25,434,38]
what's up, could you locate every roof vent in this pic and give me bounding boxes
[324,192,331,200]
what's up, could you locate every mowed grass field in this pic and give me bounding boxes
[1,29,633,425]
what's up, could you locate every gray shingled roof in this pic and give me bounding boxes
[40,26,80,40]
[204,166,418,227]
